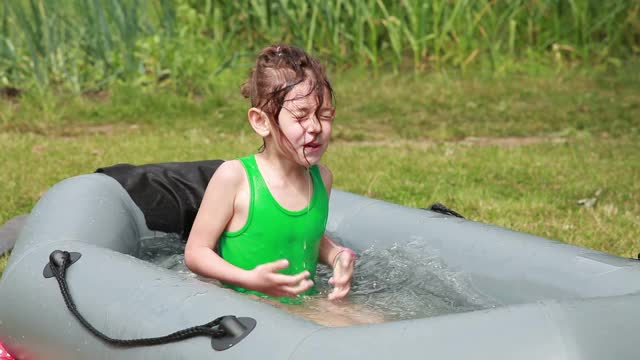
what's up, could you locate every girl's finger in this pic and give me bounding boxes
[271,271,310,286]
[282,279,314,297]
[328,285,350,300]
[332,271,353,286]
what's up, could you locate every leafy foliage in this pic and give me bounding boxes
[1,0,638,93]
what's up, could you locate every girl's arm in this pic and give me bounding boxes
[316,163,344,265]
[185,161,252,286]
[316,163,355,265]
[319,233,357,300]
[317,164,356,300]
[185,161,312,297]
[318,234,352,266]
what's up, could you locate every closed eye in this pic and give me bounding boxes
[284,106,334,122]
[318,109,335,121]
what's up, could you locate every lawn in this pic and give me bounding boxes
[1,66,639,277]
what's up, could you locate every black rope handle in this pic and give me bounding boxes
[425,203,465,219]
[45,250,250,348]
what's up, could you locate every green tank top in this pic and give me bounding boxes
[219,155,329,303]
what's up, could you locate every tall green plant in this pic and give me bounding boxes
[1,0,638,93]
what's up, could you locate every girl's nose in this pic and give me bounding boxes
[307,114,322,133]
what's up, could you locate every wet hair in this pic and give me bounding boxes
[241,44,334,156]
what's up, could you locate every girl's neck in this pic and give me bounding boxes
[255,150,308,180]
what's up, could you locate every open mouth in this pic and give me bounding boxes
[304,142,322,149]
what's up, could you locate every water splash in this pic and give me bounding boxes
[137,233,193,277]
[137,234,500,321]
[314,240,501,320]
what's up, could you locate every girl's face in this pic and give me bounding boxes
[273,81,334,167]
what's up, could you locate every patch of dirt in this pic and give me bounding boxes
[2,122,140,138]
[58,123,142,138]
[333,139,437,148]
[0,86,21,99]
[334,136,568,148]
[81,89,111,102]
[460,136,568,147]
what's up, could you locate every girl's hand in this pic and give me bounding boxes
[247,259,314,298]
[328,248,356,301]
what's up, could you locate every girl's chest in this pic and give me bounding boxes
[236,177,312,213]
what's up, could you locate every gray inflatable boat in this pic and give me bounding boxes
[1,172,640,360]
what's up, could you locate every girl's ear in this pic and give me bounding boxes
[248,108,271,137]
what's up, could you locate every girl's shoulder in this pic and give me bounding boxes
[208,159,246,188]
[315,163,333,193]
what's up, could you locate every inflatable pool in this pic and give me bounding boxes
[1,165,640,360]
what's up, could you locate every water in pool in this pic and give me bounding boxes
[137,233,500,322]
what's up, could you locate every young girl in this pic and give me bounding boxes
[185,45,373,325]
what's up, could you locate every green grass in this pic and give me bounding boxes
[2,0,639,91]
[1,67,639,277]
